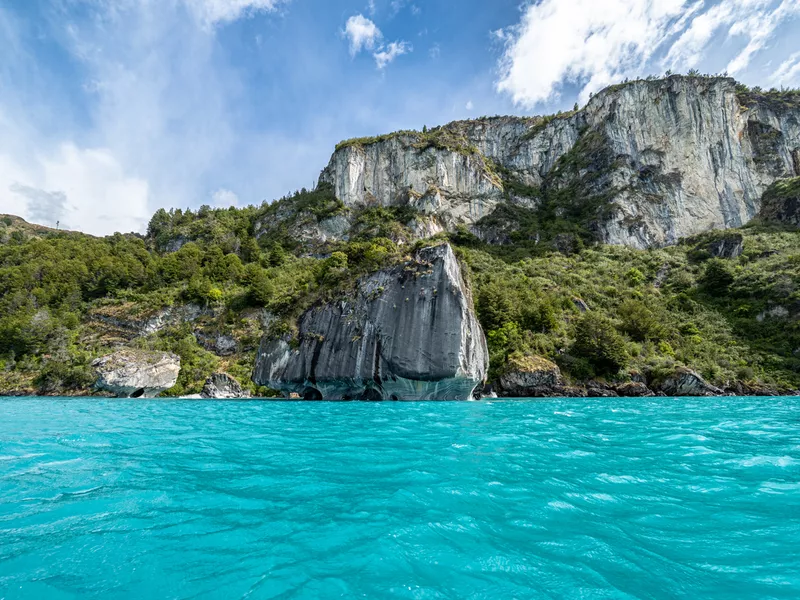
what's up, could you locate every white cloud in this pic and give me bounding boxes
[374,41,411,69]
[1,144,150,235]
[665,0,800,75]
[183,0,288,26]
[211,188,240,208]
[344,14,382,56]
[496,0,689,107]
[770,51,800,88]
[496,0,800,108]
[465,100,474,111]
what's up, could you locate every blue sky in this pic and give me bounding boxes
[1,0,799,235]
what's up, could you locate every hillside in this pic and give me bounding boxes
[1,75,799,398]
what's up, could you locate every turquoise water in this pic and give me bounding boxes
[1,398,799,599]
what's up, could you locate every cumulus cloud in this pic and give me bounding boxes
[211,188,240,208]
[1,144,150,235]
[344,13,412,69]
[374,41,412,69]
[496,0,689,107]
[344,14,382,55]
[496,0,800,108]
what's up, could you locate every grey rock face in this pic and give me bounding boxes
[201,373,250,399]
[195,332,238,356]
[660,367,723,397]
[92,349,180,397]
[707,233,744,259]
[319,77,800,248]
[253,243,488,400]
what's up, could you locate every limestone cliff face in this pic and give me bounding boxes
[319,76,800,248]
[253,243,488,400]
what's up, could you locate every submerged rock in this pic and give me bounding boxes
[201,373,250,399]
[659,367,723,396]
[253,243,488,400]
[92,349,180,398]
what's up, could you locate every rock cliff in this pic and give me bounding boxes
[253,243,488,399]
[319,76,800,248]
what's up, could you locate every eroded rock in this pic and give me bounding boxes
[201,373,250,399]
[253,243,488,400]
[659,367,723,396]
[92,349,180,398]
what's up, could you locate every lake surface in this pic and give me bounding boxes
[1,397,799,599]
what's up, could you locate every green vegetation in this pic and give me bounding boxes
[2,72,799,396]
[456,224,800,390]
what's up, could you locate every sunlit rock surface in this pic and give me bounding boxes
[92,349,180,398]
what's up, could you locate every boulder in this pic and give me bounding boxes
[92,349,180,398]
[201,373,250,399]
[253,243,488,400]
[659,367,723,396]
[499,355,561,397]
[615,381,654,397]
[586,382,619,397]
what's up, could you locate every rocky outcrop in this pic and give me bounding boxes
[319,77,800,248]
[201,373,250,399]
[707,233,744,258]
[92,349,180,397]
[659,367,723,396]
[253,243,488,400]
[195,332,238,356]
[499,355,562,396]
[91,303,210,339]
[758,177,800,227]
[615,381,655,397]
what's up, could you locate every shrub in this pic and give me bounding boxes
[617,299,665,341]
[701,258,734,294]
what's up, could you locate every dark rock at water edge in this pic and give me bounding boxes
[253,243,488,400]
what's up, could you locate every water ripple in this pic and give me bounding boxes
[0,396,799,598]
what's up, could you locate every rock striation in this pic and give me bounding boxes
[253,243,488,400]
[201,373,250,399]
[319,77,800,248]
[659,367,723,397]
[92,349,180,398]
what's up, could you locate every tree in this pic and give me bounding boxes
[701,259,734,295]
[572,313,627,375]
[617,299,665,342]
